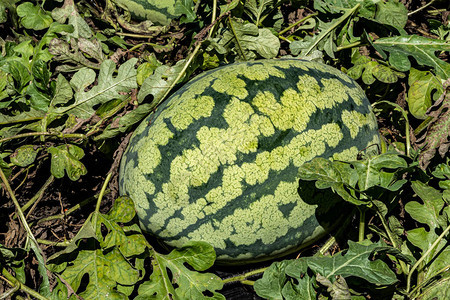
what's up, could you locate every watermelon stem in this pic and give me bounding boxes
[358,207,366,242]
[92,172,112,226]
[222,267,268,284]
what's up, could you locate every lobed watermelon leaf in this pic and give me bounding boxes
[52,58,136,119]
[407,68,443,119]
[9,144,39,167]
[255,241,398,299]
[16,2,53,30]
[136,241,223,300]
[47,144,87,181]
[373,35,450,79]
[347,52,405,85]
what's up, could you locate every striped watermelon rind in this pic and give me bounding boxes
[119,59,380,264]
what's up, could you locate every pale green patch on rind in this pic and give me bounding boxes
[165,95,215,130]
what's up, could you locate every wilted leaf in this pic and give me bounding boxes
[316,274,351,300]
[48,38,105,72]
[416,79,450,168]
[136,241,223,300]
[16,2,53,30]
[47,144,87,181]
[407,68,443,119]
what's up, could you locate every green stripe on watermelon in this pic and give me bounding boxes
[119,59,380,264]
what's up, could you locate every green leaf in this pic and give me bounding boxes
[405,181,449,277]
[291,4,359,58]
[137,60,186,104]
[53,58,137,119]
[60,244,138,300]
[136,241,223,300]
[16,2,53,30]
[407,68,444,119]
[47,144,87,181]
[283,259,316,300]
[244,0,275,26]
[94,103,153,140]
[373,35,450,79]
[220,20,280,59]
[307,240,398,285]
[0,157,12,184]
[95,196,147,257]
[27,83,51,111]
[10,144,39,167]
[136,60,162,86]
[6,60,31,93]
[347,52,405,85]
[351,153,408,192]
[313,0,376,18]
[374,0,408,29]
[51,0,93,39]
[174,0,196,24]
[50,74,73,107]
[298,157,363,205]
[254,260,291,300]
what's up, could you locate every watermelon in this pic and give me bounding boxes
[114,0,179,26]
[119,59,380,264]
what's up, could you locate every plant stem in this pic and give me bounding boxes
[21,175,54,214]
[35,191,107,225]
[303,4,360,56]
[0,132,86,144]
[0,169,42,256]
[358,208,365,242]
[228,15,247,61]
[278,12,318,36]
[408,0,435,16]
[92,172,112,227]
[222,267,268,284]
[413,116,433,136]
[336,41,362,52]
[37,239,71,247]
[374,209,409,275]
[406,222,450,293]
[1,268,49,300]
